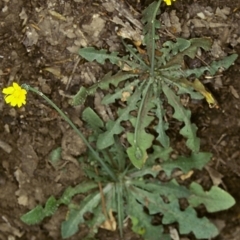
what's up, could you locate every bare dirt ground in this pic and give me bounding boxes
[0,0,240,239]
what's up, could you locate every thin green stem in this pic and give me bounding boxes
[22,84,117,182]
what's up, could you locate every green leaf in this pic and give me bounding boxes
[127,86,155,168]
[97,86,142,149]
[189,182,236,212]
[161,201,219,239]
[147,145,173,164]
[49,147,62,167]
[21,206,46,225]
[127,190,170,240]
[21,196,58,225]
[141,0,161,70]
[72,86,88,106]
[72,71,137,106]
[158,38,190,66]
[152,92,170,148]
[162,83,200,152]
[97,119,124,149]
[85,189,117,238]
[61,183,113,239]
[59,182,98,205]
[162,38,212,69]
[128,165,162,178]
[132,179,190,201]
[79,47,120,65]
[184,53,238,78]
[121,40,149,70]
[174,80,204,100]
[102,79,139,105]
[161,152,212,177]
[131,187,218,239]
[82,107,104,132]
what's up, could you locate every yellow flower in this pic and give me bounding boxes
[164,0,176,5]
[2,82,27,107]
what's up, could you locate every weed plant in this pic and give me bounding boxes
[20,0,237,239]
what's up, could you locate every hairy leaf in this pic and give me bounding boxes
[127,86,155,168]
[61,183,113,238]
[172,79,204,100]
[97,86,142,149]
[122,40,149,70]
[21,196,58,225]
[79,47,120,65]
[102,79,139,105]
[161,201,219,239]
[184,53,238,78]
[128,165,162,178]
[72,71,137,106]
[59,182,98,205]
[131,187,219,239]
[161,152,212,177]
[127,190,170,240]
[82,107,104,132]
[152,92,170,148]
[132,179,190,201]
[141,0,161,69]
[49,147,62,167]
[161,38,212,69]
[158,38,191,66]
[163,83,200,151]
[85,189,117,238]
[189,182,236,212]
[147,145,173,164]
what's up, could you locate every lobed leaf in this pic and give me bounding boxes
[82,107,104,132]
[21,196,58,225]
[172,79,204,100]
[161,201,219,239]
[161,38,212,69]
[189,182,236,212]
[185,53,238,77]
[127,86,155,168]
[152,87,170,148]
[79,47,120,65]
[161,152,212,177]
[158,38,190,66]
[61,183,113,238]
[131,187,219,239]
[72,71,137,106]
[102,79,139,105]
[97,85,142,149]
[132,179,190,201]
[147,145,173,164]
[127,190,170,240]
[162,83,200,152]
[122,40,149,70]
[141,0,161,70]
[59,182,98,205]
[85,189,117,238]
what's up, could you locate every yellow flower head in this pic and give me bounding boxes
[164,0,176,5]
[2,82,27,108]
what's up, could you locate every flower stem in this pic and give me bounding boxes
[22,84,117,181]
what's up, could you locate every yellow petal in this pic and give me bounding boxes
[2,86,14,94]
[17,101,23,108]
[13,82,21,90]
[5,95,13,104]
